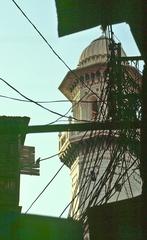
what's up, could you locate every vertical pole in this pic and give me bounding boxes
[141,64,147,239]
[140,1,147,239]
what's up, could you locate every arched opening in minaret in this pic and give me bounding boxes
[91,98,98,121]
[84,95,99,121]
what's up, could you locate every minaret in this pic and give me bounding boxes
[58,36,142,220]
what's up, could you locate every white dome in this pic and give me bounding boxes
[78,35,126,68]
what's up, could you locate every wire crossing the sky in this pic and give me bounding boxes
[12,0,105,102]
[25,130,90,214]
[25,162,65,214]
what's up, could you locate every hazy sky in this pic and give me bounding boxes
[0,1,142,217]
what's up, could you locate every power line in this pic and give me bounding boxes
[0,93,106,104]
[11,0,104,102]
[72,155,138,219]
[25,161,65,214]
[39,151,64,162]
[11,3,141,218]
[0,92,97,124]
[68,71,113,217]
[0,76,88,123]
[0,77,102,125]
[66,56,141,218]
[48,90,90,125]
[68,130,97,216]
[11,0,73,75]
[25,130,90,214]
[11,0,114,128]
[59,178,90,218]
[0,94,69,103]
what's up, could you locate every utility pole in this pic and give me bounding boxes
[27,120,141,134]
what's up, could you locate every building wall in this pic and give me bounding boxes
[59,59,142,221]
[68,136,141,219]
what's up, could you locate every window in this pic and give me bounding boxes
[85,73,90,80]
[85,95,98,121]
[91,98,98,121]
[81,95,99,121]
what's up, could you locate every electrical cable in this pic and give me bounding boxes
[68,129,98,215]
[63,130,104,218]
[0,93,107,104]
[25,161,65,214]
[73,78,140,214]
[81,131,114,213]
[124,151,134,198]
[75,73,114,215]
[23,21,141,218]
[69,130,98,217]
[11,0,116,128]
[38,151,65,162]
[72,154,139,220]
[104,137,126,199]
[96,157,139,205]
[86,114,141,208]
[69,130,115,216]
[84,28,140,218]
[87,135,122,207]
[70,74,111,212]
[0,71,118,216]
[103,143,127,203]
[68,65,114,217]
[0,76,92,123]
[12,0,103,102]
[68,125,105,217]
[0,76,102,124]
[48,90,91,125]
[70,29,141,218]
[25,129,91,214]
[78,134,104,215]
[2,5,108,124]
[0,76,71,119]
[93,131,136,204]
[48,77,99,124]
[59,178,90,218]
[77,91,111,213]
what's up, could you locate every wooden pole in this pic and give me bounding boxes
[27,121,140,134]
